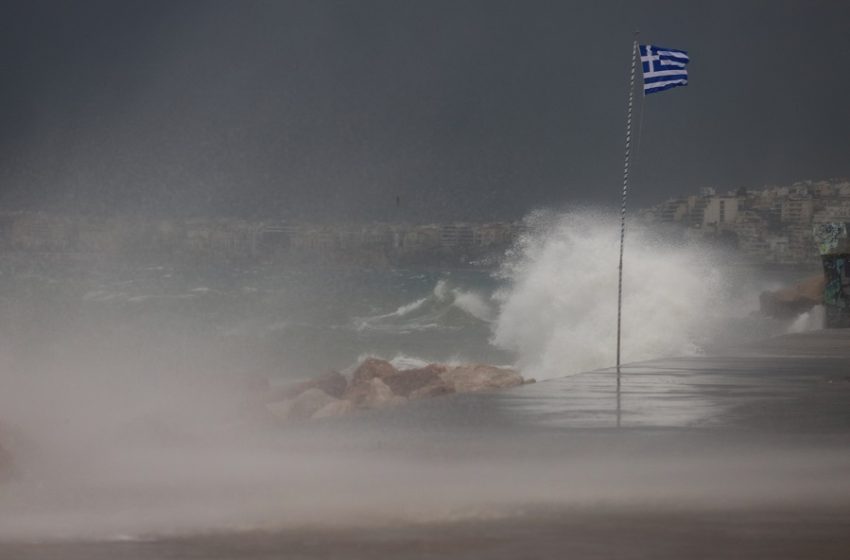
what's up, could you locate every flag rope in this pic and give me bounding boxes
[616,35,639,428]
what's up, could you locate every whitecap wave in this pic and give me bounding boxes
[376,297,430,321]
[354,281,494,333]
[452,289,494,322]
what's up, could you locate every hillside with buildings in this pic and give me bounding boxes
[641,178,850,265]
[1,178,847,267]
[0,212,523,267]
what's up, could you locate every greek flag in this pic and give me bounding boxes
[640,45,689,95]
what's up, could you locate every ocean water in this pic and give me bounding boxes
[0,212,814,386]
[0,258,506,383]
[0,212,824,545]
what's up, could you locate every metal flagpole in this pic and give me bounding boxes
[616,33,639,428]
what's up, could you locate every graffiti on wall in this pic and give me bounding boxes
[823,256,849,307]
[822,254,850,328]
[813,223,848,256]
[815,223,850,327]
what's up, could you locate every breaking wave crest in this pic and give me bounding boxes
[355,280,494,332]
[491,210,731,379]
[365,297,431,323]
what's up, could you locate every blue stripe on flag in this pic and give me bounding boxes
[645,80,687,95]
[643,73,688,84]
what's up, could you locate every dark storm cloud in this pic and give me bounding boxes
[0,0,848,221]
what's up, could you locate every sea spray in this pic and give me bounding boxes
[492,210,729,379]
[787,305,825,334]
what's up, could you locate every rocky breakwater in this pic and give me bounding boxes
[760,274,825,319]
[264,359,531,423]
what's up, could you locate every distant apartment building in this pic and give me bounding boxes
[0,211,525,266]
[767,236,791,264]
[473,223,516,247]
[701,196,739,229]
[733,210,769,258]
[643,178,850,265]
[781,196,814,224]
[10,212,71,252]
[440,224,475,248]
[401,225,441,253]
[786,223,816,263]
[813,202,850,225]
[291,226,339,252]
[656,198,689,223]
[252,222,295,256]
[183,219,253,258]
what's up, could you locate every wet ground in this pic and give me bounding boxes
[3,329,850,559]
[4,508,850,560]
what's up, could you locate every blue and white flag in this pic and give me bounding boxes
[639,44,689,95]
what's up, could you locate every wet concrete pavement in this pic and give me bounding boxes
[3,330,850,559]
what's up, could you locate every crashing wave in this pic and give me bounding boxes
[491,210,734,379]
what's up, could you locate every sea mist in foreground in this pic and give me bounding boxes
[0,211,828,543]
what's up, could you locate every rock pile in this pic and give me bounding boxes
[760,274,825,319]
[264,358,529,422]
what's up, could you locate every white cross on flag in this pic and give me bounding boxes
[639,45,689,95]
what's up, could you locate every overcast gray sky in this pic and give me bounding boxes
[0,0,848,221]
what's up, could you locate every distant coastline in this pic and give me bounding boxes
[0,212,522,268]
[1,177,845,268]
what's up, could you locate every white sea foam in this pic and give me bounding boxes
[433,279,451,301]
[393,297,431,317]
[451,289,494,322]
[491,210,730,379]
[388,354,432,370]
[787,305,824,333]
[347,353,430,372]
[350,352,467,372]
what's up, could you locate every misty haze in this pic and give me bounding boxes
[2,1,850,559]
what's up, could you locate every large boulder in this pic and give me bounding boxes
[312,399,355,419]
[268,370,348,401]
[289,389,339,420]
[383,364,448,397]
[760,275,825,319]
[266,388,339,422]
[351,358,398,385]
[309,371,348,398]
[262,360,525,422]
[441,365,524,393]
[344,377,406,409]
[409,381,454,400]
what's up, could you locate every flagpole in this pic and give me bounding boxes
[616,32,639,428]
